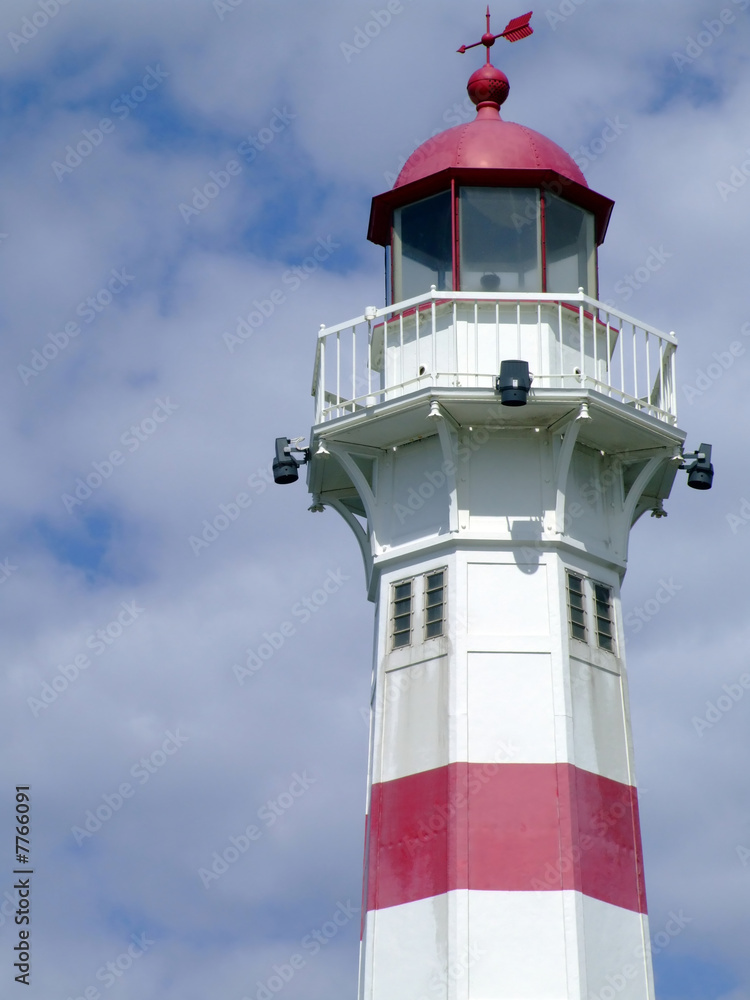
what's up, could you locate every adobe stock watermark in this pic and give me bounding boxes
[61,398,178,514]
[71,730,189,845]
[718,143,750,202]
[198,771,317,888]
[237,106,296,164]
[187,463,279,555]
[8,0,74,54]
[531,795,633,892]
[570,117,628,173]
[673,1,748,72]
[415,943,484,1000]
[588,910,692,1000]
[395,433,625,528]
[17,268,135,385]
[546,0,587,31]
[692,672,750,736]
[213,0,244,20]
[726,496,750,534]
[602,246,673,306]
[340,1,413,62]
[404,743,518,858]
[233,568,350,684]
[52,66,169,181]
[384,96,475,186]
[683,321,750,404]
[244,900,359,1000]
[221,236,340,354]
[27,600,146,717]
[66,932,155,1000]
[180,107,296,223]
[0,559,18,585]
[624,577,682,633]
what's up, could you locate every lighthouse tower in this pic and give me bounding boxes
[274,11,711,999]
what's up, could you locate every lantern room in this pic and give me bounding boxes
[368,63,614,303]
[309,18,678,435]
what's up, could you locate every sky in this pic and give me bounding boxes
[0,0,748,997]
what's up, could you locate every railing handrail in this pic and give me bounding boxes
[315,288,678,347]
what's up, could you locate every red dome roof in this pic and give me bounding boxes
[394,105,588,190]
[367,59,614,248]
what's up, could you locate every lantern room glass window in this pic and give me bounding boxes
[393,191,453,301]
[545,192,596,295]
[459,187,541,293]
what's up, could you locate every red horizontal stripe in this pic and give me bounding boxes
[365,762,646,914]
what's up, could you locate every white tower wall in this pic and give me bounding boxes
[344,424,658,999]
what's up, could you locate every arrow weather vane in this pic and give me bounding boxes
[457,7,533,63]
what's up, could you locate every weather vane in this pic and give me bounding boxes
[457,7,533,63]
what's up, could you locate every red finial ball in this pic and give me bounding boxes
[467,63,509,108]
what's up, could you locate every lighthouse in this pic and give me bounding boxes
[273,10,713,999]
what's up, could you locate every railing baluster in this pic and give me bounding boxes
[579,302,585,384]
[593,308,599,379]
[319,337,325,422]
[558,301,563,385]
[632,325,638,403]
[516,301,521,357]
[335,331,341,419]
[476,299,479,388]
[399,312,404,395]
[352,326,357,413]
[536,302,542,379]
[606,313,612,398]
[416,304,421,387]
[495,300,500,383]
[450,297,456,384]
[367,323,373,398]
[645,330,651,415]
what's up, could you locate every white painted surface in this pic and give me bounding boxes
[468,435,543,527]
[570,656,632,786]
[468,890,570,998]
[362,890,654,1000]
[467,652,556,764]
[582,894,655,1000]
[381,657,449,783]
[363,894,449,1000]
[467,561,550,637]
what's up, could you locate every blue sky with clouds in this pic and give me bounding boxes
[0,1,749,997]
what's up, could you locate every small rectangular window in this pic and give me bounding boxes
[567,573,587,642]
[594,583,616,652]
[392,580,413,649]
[424,570,446,639]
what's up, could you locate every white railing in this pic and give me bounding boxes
[311,288,678,426]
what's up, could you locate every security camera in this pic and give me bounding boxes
[495,360,532,406]
[273,437,309,485]
[680,443,714,491]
